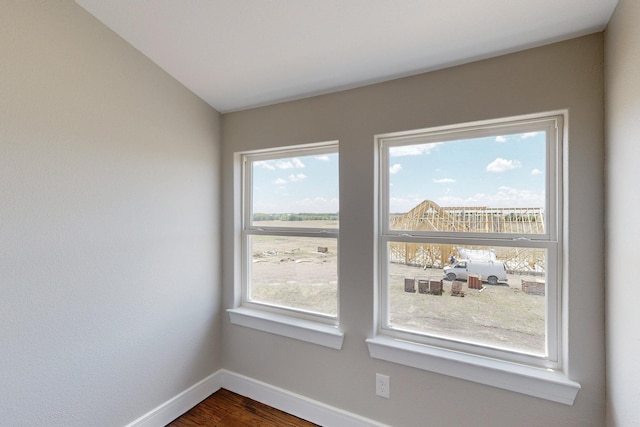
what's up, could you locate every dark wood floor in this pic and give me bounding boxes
[166,388,319,427]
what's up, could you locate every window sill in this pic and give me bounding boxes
[228,307,344,350]
[366,335,580,405]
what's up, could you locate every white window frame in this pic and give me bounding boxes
[367,112,580,404]
[228,142,344,349]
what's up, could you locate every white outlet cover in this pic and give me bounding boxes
[376,373,390,398]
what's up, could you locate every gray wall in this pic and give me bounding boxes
[605,0,640,425]
[0,2,222,426]
[222,34,605,426]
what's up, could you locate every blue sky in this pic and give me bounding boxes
[388,131,546,213]
[251,131,545,215]
[252,152,339,214]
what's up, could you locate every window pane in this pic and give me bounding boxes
[249,235,338,316]
[388,132,546,234]
[387,242,547,355]
[251,152,339,228]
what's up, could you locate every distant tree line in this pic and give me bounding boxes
[253,213,339,221]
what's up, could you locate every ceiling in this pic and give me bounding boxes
[75,0,618,113]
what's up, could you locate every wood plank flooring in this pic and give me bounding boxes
[166,388,319,427]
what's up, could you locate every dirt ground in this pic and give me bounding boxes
[250,221,546,356]
[388,263,545,355]
[250,229,339,316]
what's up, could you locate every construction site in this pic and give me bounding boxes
[389,200,546,274]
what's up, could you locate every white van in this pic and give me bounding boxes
[443,259,508,285]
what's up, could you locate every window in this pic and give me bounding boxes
[368,112,580,404]
[228,142,344,349]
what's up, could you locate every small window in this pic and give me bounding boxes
[240,143,339,322]
[376,113,563,369]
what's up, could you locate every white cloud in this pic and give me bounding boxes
[433,178,455,184]
[315,155,330,161]
[486,157,522,172]
[288,173,307,182]
[391,189,543,212]
[274,178,287,185]
[275,158,305,169]
[531,168,542,175]
[389,163,403,174]
[494,132,540,143]
[389,143,440,157]
[255,160,276,170]
[389,195,425,213]
[438,186,543,208]
[275,160,294,169]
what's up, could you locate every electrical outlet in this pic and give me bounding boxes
[376,373,390,398]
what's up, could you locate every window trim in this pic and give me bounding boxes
[229,141,344,350]
[228,307,344,349]
[365,335,580,405]
[369,111,579,403]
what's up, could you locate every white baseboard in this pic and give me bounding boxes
[125,369,387,427]
[220,370,388,427]
[124,372,223,427]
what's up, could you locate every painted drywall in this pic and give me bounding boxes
[222,35,605,426]
[605,1,640,425]
[0,2,222,426]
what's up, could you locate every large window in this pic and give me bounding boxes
[372,113,571,386]
[237,142,339,324]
